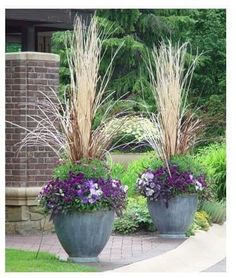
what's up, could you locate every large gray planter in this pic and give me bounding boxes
[53,209,114,263]
[148,194,197,238]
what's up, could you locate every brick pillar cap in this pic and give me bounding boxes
[5,52,60,62]
[6,187,42,206]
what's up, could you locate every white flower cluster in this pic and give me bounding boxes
[112,179,128,193]
[108,116,158,142]
[137,171,156,197]
[88,182,103,203]
[189,175,204,191]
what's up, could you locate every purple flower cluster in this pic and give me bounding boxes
[137,165,207,203]
[38,172,128,216]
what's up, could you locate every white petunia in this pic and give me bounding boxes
[195,180,203,191]
[123,185,128,192]
[146,188,154,196]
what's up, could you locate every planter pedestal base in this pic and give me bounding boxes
[68,256,99,263]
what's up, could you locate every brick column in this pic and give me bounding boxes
[5,52,60,234]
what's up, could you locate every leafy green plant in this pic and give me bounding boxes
[197,142,226,201]
[110,162,126,180]
[117,152,161,197]
[186,210,211,236]
[53,159,109,180]
[194,211,211,230]
[170,155,205,176]
[201,200,226,224]
[113,196,155,234]
[113,216,139,234]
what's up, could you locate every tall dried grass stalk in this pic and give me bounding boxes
[145,41,203,167]
[7,16,129,162]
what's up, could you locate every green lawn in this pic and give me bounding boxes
[6,249,99,272]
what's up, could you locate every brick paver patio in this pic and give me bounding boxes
[6,232,185,270]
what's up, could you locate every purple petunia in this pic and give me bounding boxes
[38,172,127,216]
[137,165,207,203]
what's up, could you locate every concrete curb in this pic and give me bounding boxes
[111,223,226,272]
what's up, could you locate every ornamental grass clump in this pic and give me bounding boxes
[143,41,204,168]
[137,164,207,205]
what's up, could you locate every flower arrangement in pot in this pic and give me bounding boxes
[8,16,129,262]
[137,41,208,238]
[137,158,207,238]
[39,159,127,262]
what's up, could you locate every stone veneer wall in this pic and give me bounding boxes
[5,52,60,234]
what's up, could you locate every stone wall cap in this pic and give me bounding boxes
[6,187,42,206]
[6,187,42,197]
[5,52,60,62]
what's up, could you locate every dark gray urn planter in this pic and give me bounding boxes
[148,194,197,238]
[53,209,114,263]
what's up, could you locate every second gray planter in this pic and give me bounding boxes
[148,194,197,238]
[53,209,114,263]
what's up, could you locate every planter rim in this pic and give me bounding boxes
[147,193,197,202]
[52,208,114,217]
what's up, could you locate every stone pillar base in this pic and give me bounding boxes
[5,187,54,235]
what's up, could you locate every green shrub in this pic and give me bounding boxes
[113,216,139,234]
[118,151,160,197]
[170,155,205,176]
[194,210,211,230]
[201,200,226,224]
[197,143,226,201]
[186,210,211,236]
[53,159,109,180]
[110,162,126,180]
[113,196,156,234]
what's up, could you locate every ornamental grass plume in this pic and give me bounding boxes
[7,16,130,162]
[143,41,204,168]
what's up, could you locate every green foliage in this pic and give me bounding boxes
[186,210,211,237]
[110,162,126,180]
[113,196,155,234]
[197,142,226,201]
[201,200,226,224]
[5,249,98,272]
[117,152,160,197]
[51,31,71,98]
[170,155,205,176]
[53,159,109,180]
[6,42,21,52]
[194,210,211,230]
[186,200,226,236]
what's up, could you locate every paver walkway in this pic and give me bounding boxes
[112,224,226,272]
[6,224,226,272]
[6,232,185,271]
